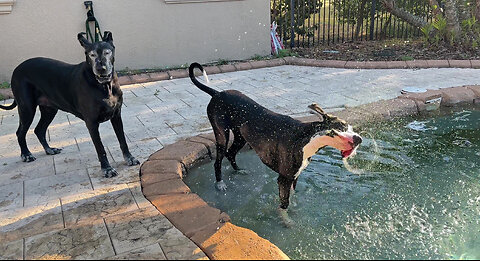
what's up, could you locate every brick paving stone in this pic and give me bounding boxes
[168,69,189,79]
[130,74,152,84]
[345,61,366,69]
[449,59,472,68]
[426,60,450,68]
[148,72,170,82]
[218,64,237,73]
[0,239,23,260]
[249,60,269,69]
[471,60,480,69]
[406,60,429,68]
[117,75,134,86]
[0,200,64,243]
[386,61,408,69]
[105,244,167,260]
[234,62,253,71]
[105,207,173,255]
[25,223,115,260]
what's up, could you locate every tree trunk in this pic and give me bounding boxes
[380,13,392,39]
[477,0,480,21]
[427,0,441,16]
[354,0,368,40]
[381,0,428,28]
[457,0,470,23]
[443,0,461,43]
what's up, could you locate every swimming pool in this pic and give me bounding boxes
[185,109,480,259]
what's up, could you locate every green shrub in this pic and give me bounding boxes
[0,82,10,89]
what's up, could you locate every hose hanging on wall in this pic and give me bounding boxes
[84,1,102,42]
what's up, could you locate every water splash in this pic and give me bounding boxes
[406,120,438,132]
[343,131,380,175]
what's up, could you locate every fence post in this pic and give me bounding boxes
[290,0,295,48]
[369,0,376,40]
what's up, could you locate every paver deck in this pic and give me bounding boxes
[1,65,480,259]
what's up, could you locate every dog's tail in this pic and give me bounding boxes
[189,62,218,97]
[0,100,17,110]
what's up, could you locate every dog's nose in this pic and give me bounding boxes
[353,135,362,146]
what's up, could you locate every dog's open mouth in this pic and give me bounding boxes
[341,149,354,158]
[341,143,358,159]
[95,74,112,83]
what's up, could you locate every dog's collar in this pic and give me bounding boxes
[101,81,113,96]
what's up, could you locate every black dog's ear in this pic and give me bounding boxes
[78,33,91,49]
[308,103,326,122]
[102,31,113,44]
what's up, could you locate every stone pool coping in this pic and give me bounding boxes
[140,84,480,260]
[118,57,480,85]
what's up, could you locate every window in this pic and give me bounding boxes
[0,0,15,14]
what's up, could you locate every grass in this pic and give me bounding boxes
[0,82,10,101]
[0,82,10,89]
[400,55,414,61]
[275,49,298,58]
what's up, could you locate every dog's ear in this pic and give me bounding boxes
[78,33,91,49]
[102,31,113,44]
[308,103,326,121]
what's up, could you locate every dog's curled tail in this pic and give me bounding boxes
[189,62,218,97]
[0,100,17,110]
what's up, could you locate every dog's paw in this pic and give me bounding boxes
[21,153,36,162]
[103,167,118,178]
[278,208,295,228]
[125,156,140,166]
[235,169,248,175]
[215,180,228,191]
[45,147,62,155]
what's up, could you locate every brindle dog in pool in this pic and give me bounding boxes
[189,62,362,225]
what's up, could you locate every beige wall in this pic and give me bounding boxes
[0,0,270,82]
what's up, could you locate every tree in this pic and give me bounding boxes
[380,0,480,46]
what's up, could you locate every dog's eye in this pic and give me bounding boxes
[89,53,97,58]
[325,130,337,137]
[104,50,112,55]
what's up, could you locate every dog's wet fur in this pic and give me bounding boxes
[0,32,139,177]
[189,62,362,225]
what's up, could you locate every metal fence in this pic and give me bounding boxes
[271,0,434,48]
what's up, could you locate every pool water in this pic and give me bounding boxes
[185,110,480,260]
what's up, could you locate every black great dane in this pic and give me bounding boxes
[0,32,139,177]
[189,62,362,224]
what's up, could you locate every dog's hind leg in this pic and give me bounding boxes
[35,106,62,155]
[210,116,230,191]
[16,101,37,162]
[225,128,246,171]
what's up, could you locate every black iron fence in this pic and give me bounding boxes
[271,0,434,48]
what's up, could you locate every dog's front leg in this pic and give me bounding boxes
[110,111,139,166]
[277,176,294,227]
[85,121,118,178]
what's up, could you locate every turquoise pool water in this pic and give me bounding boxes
[185,110,480,259]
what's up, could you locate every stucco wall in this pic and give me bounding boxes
[0,0,270,82]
